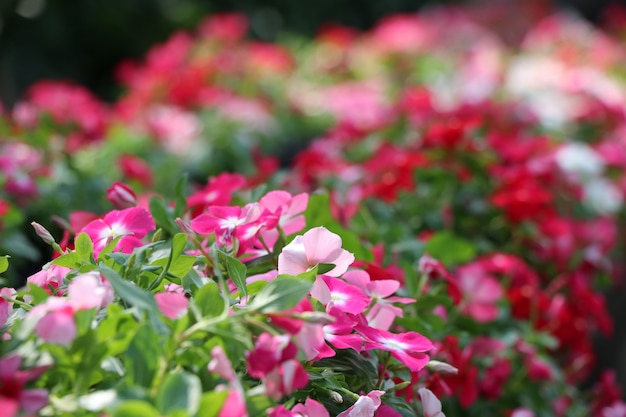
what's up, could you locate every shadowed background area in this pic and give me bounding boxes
[0,0,617,105]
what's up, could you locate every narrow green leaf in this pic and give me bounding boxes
[174,174,188,218]
[99,263,159,314]
[171,233,188,260]
[125,323,161,387]
[218,251,247,299]
[149,197,177,235]
[155,372,202,415]
[247,277,312,313]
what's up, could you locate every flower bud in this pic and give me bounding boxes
[31,222,55,246]
[175,218,196,238]
[106,181,137,209]
[426,360,459,375]
[329,391,343,403]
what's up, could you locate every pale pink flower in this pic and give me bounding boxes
[337,390,385,417]
[31,298,77,346]
[146,104,201,156]
[67,273,114,310]
[291,398,330,417]
[278,227,354,277]
[310,275,370,315]
[154,292,189,320]
[602,401,626,417]
[418,388,445,417]
[456,263,503,322]
[208,346,248,417]
[510,408,535,417]
[80,207,155,256]
[359,327,433,372]
[27,265,71,294]
[0,288,17,330]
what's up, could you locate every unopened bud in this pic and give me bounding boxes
[106,181,137,209]
[176,218,196,238]
[426,360,458,375]
[297,311,335,325]
[31,222,55,246]
[329,391,343,403]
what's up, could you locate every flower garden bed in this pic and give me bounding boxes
[2,3,626,416]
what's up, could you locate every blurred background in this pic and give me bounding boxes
[0,0,617,106]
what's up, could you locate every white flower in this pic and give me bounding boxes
[555,143,605,180]
[583,178,623,214]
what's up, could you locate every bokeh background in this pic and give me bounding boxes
[0,0,616,105]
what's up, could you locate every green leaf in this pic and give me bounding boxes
[196,391,228,417]
[149,197,177,235]
[194,281,225,318]
[52,251,83,268]
[218,251,247,299]
[112,401,160,417]
[75,232,94,260]
[125,323,161,387]
[174,175,189,218]
[247,277,312,313]
[156,372,201,415]
[99,263,160,315]
[0,256,9,274]
[423,231,476,267]
[303,193,373,261]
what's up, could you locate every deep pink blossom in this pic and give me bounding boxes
[313,308,363,360]
[79,207,155,255]
[310,275,371,315]
[187,173,247,216]
[359,327,433,372]
[279,227,355,277]
[342,270,413,330]
[246,334,298,378]
[106,182,137,209]
[0,355,49,416]
[456,263,504,322]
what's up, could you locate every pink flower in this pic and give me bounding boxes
[67,273,114,310]
[259,191,309,235]
[311,275,370,314]
[337,390,385,417]
[510,409,535,417]
[27,265,71,295]
[342,270,413,330]
[313,308,363,360]
[291,398,330,417]
[80,207,155,256]
[154,292,189,320]
[191,203,275,253]
[264,359,309,400]
[187,173,246,216]
[456,263,503,322]
[0,288,17,330]
[208,346,248,417]
[31,298,77,346]
[359,327,433,372]
[418,388,445,417]
[278,227,355,277]
[0,355,49,415]
[106,181,137,209]
[246,334,297,378]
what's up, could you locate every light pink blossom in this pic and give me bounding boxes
[278,227,354,277]
[456,263,503,322]
[154,292,189,320]
[337,390,385,417]
[418,388,445,417]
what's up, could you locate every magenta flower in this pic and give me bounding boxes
[311,275,370,314]
[106,181,137,209]
[264,359,309,400]
[359,327,433,372]
[259,190,309,235]
[0,355,49,416]
[342,270,414,330]
[246,333,298,378]
[313,308,363,360]
[0,288,16,331]
[79,207,155,255]
[337,390,385,417]
[291,398,330,417]
[278,227,355,277]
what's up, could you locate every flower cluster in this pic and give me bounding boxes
[2,1,626,416]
